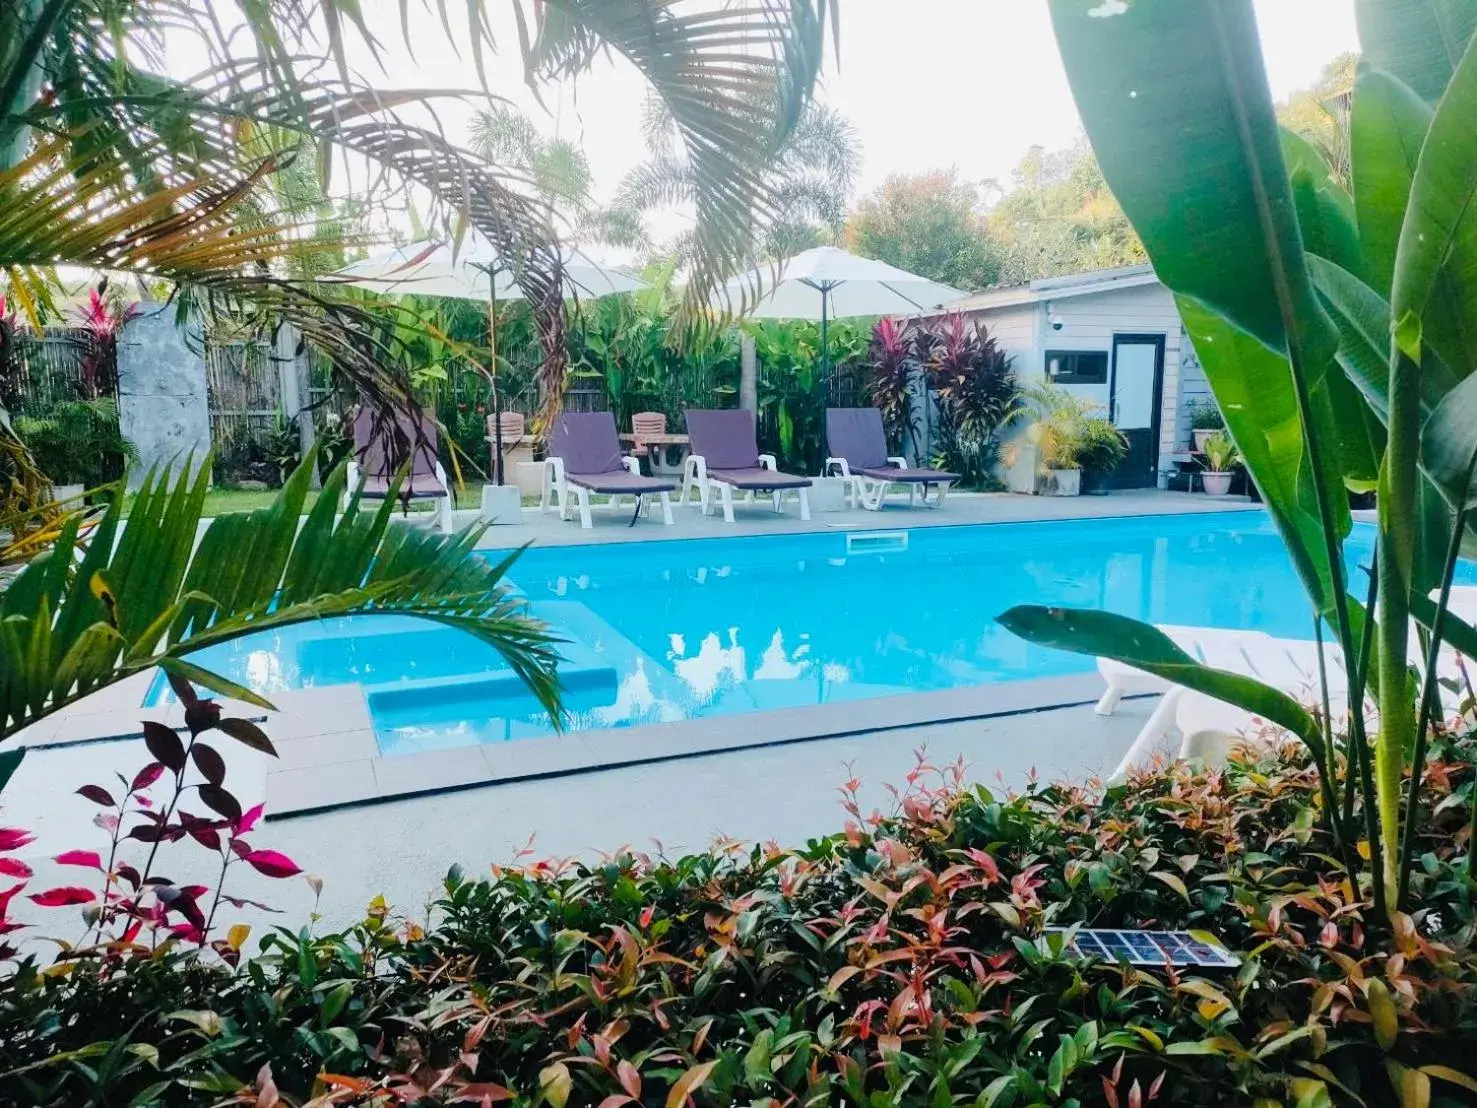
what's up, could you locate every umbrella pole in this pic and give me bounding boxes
[819,289,830,382]
[489,269,504,487]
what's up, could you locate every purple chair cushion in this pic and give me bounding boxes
[568,470,677,494]
[353,406,445,497]
[357,475,448,499]
[856,466,959,483]
[708,467,812,491]
[550,412,625,476]
[684,409,761,470]
[825,408,891,471]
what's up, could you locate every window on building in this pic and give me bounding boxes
[1045,350,1109,385]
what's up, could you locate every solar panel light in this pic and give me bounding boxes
[1042,927,1239,969]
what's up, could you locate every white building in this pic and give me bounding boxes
[921,264,1212,491]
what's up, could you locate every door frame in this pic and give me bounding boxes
[1109,332,1166,487]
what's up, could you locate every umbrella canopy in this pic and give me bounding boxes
[714,246,966,321]
[328,232,644,487]
[330,231,646,302]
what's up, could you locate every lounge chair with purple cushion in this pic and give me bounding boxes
[680,409,811,523]
[345,405,454,533]
[541,411,676,529]
[825,407,958,510]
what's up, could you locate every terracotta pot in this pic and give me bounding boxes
[1202,471,1234,496]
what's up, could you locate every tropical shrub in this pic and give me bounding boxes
[1075,416,1129,476]
[13,397,135,488]
[567,267,741,435]
[1200,431,1240,474]
[1023,385,1098,472]
[921,315,1023,488]
[751,317,868,473]
[0,454,560,745]
[1185,398,1224,433]
[1004,0,1477,922]
[4,740,1477,1106]
[866,316,919,455]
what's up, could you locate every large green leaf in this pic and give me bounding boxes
[1350,66,1433,293]
[1422,372,1477,509]
[995,606,1322,756]
[1355,0,1477,104]
[0,454,564,742]
[1311,254,1475,587]
[1047,0,1351,623]
[1275,127,1384,491]
[1391,32,1477,385]
[1282,128,1364,281]
[0,749,22,797]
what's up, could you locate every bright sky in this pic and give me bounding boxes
[354,0,1358,209]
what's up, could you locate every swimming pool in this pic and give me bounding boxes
[147,511,1462,756]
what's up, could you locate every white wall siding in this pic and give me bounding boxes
[1176,324,1213,446]
[961,281,1193,473]
[976,304,1038,372]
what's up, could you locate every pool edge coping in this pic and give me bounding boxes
[262,673,1140,820]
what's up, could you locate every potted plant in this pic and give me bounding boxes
[1019,386,1081,496]
[1076,416,1129,496]
[1199,431,1239,496]
[1186,398,1224,453]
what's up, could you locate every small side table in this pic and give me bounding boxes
[619,432,692,476]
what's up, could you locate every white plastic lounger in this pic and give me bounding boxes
[1100,628,1353,784]
[680,409,811,524]
[1109,611,1475,783]
[1095,625,1278,714]
[542,412,677,530]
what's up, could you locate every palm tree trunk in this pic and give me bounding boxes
[740,332,757,412]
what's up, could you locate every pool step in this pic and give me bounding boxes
[846,530,909,555]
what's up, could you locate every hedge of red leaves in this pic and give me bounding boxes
[3,740,1477,1107]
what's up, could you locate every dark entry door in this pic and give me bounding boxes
[1109,334,1166,489]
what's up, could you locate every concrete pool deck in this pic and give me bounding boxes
[4,489,1257,939]
[470,486,1260,550]
[6,694,1162,940]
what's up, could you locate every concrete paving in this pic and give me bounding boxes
[6,695,1159,942]
[472,487,1259,551]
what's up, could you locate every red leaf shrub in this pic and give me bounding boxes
[0,676,293,964]
[75,785,115,807]
[243,850,301,878]
[130,763,164,791]
[0,828,33,852]
[4,742,1477,1107]
[54,850,102,869]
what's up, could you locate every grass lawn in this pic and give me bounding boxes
[121,482,509,518]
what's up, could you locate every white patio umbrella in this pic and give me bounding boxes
[332,231,646,302]
[328,231,645,482]
[713,245,968,374]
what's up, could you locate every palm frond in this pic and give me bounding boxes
[0,452,562,742]
[521,0,836,310]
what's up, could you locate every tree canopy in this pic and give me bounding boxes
[843,169,1002,291]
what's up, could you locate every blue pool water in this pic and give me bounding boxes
[145,512,1473,756]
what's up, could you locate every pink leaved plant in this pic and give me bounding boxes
[5,673,302,969]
